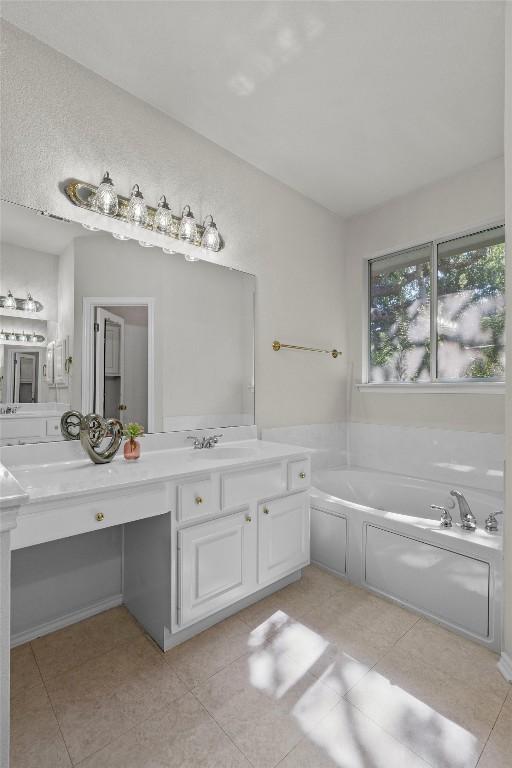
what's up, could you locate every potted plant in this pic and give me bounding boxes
[122,422,144,460]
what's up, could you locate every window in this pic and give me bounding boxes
[368,225,505,384]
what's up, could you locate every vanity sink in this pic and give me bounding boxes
[191,444,261,460]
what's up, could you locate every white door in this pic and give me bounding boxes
[258,493,309,584]
[44,342,55,386]
[94,308,125,419]
[178,509,256,627]
[13,353,37,403]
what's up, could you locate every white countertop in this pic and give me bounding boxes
[8,439,312,506]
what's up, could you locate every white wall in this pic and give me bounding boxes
[1,21,346,430]
[345,156,505,432]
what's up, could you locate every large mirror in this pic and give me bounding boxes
[0,201,255,444]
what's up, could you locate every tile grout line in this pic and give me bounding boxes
[474,687,510,767]
[190,689,258,768]
[28,640,74,767]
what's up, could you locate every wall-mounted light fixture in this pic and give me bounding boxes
[64,173,224,255]
[1,291,43,312]
[0,330,46,343]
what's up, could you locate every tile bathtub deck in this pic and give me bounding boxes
[10,567,511,768]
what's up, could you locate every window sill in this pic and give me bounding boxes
[356,382,505,395]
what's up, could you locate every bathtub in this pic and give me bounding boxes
[310,467,503,650]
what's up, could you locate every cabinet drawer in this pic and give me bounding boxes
[221,462,285,509]
[258,493,309,584]
[177,477,215,521]
[11,484,169,549]
[288,459,310,491]
[178,509,256,626]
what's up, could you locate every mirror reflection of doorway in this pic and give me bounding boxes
[14,351,38,403]
[93,305,148,429]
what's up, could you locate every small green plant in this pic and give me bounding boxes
[123,422,144,441]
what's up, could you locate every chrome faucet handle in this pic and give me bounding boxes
[431,504,452,528]
[186,436,204,449]
[484,510,503,532]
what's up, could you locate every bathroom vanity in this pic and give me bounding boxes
[0,430,311,764]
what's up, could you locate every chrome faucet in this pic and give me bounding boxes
[431,504,452,527]
[187,434,223,449]
[450,490,477,531]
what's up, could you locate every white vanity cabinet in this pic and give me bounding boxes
[258,494,309,584]
[178,508,256,626]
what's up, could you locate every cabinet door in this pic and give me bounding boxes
[258,493,309,584]
[178,510,255,626]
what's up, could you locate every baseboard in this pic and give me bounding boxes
[11,593,123,648]
[497,651,512,681]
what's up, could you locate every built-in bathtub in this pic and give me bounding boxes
[310,467,503,650]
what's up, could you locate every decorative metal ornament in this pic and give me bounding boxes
[61,410,123,464]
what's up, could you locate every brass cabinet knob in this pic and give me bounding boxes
[299,472,306,479]
[95,512,105,522]
[263,507,269,515]
[245,515,252,523]
[195,496,203,505]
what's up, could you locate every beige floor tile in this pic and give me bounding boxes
[195,648,340,768]
[10,679,71,768]
[265,614,377,697]
[292,565,348,601]
[165,616,254,688]
[394,618,509,699]
[45,635,187,764]
[31,606,143,681]
[10,643,42,698]
[78,692,251,767]
[279,698,431,768]
[345,646,504,768]
[318,586,420,642]
[477,690,512,767]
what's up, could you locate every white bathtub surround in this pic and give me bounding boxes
[348,422,505,493]
[311,467,503,651]
[261,423,347,470]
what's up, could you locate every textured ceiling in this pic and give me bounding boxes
[1,1,505,217]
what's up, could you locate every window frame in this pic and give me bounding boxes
[361,220,506,393]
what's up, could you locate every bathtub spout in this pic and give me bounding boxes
[450,490,477,531]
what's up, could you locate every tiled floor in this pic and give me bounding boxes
[10,567,511,768]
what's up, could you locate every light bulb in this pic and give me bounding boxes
[8,331,16,341]
[94,171,119,216]
[153,195,173,234]
[29,332,38,342]
[24,293,36,312]
[127,184,148,226]
[0,330,6,340]
[4,290,16,310]
[179,205,197,243]
[18,332,27,342]
[185,254,199,262]
[201,215,221,252]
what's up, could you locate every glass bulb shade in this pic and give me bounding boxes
[179,207,197,243]
[29,333,38,342]
[95,172,119,216]
[82,223,100,232]
[112,232,130,241]
[4,291,16,310]
[18,332,27,342]
[0,331,6,340]
[127,185,148,226]
[185,254,199,262]
[8,331,16,340]
[201,222,221,252]
[162,247,176,255]
[154,196,173,234]
[24,293,37,312]
[138,240,154,248]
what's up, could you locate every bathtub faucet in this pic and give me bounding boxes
[450,490,477,531]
